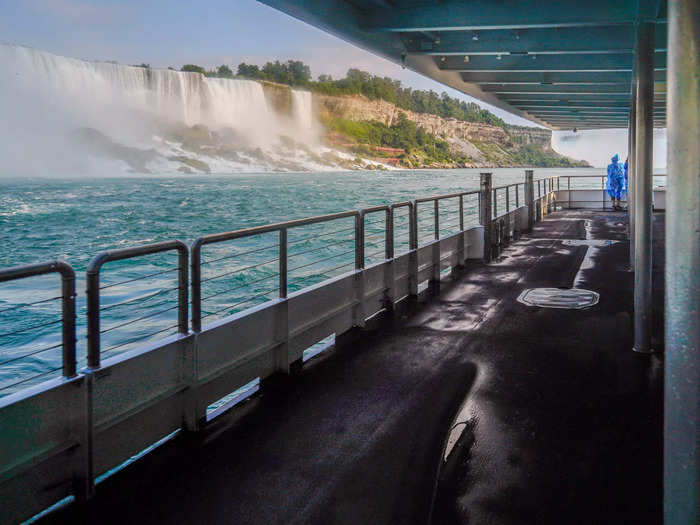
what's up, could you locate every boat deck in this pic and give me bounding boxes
[46,210,664,525]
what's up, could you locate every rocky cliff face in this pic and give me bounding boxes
[313,93,586,168]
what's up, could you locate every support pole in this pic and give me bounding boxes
[633,21,654,354]
[629,85,637,268]
[525,170,534,230]
[665,1,699,523]
[479,173,493,261]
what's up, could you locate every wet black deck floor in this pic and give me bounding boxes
[46,210,664,525]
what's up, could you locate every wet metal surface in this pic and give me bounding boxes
[44,211,664,525]
[433,210,664,525]
[517,287,599,309]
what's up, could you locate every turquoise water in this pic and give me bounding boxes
[0,167,661,396]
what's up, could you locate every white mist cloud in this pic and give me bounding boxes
[553,128,667,169]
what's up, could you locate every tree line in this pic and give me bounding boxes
[169,59,506,128]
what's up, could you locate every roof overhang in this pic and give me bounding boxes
[258,0,667,130]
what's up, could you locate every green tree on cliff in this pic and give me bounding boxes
[217,65,234,78]
[181,64,206,74]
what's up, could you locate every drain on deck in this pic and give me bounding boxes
[517,288,599,309]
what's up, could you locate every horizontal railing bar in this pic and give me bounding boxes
[87,241,187,272]
[0,260,74,283]
[0,295,63,314]
[0,342,63,367]
[100,266,180,290]
[415,190,479,204]
[102,324,181,354]
[0,365,63,392]
[99,286,181,312]
[200,287,280,321]
[199,273,278,303]
[365,250,387,259]
[201,243,280,266]
[99,304,180,334]
[361,205,390,214]
[287,225,356,246]
[200,257,279,284]
[319,260,356,275]
[288,248,356,273]
[288,237,355,259]
[0,317,63,338]
[194,210,361,247]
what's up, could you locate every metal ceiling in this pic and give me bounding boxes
[258,0,667,130]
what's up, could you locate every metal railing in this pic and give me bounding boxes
[86,241,189,368]
[557,174,667,209]
[0,170,558,524]
[0,261,76,393]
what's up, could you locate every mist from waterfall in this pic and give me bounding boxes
[0,45,325,175]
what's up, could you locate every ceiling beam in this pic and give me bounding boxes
[460,70,666,83]
[479,84,632,94]
[437,52,666,72]
[404,24,667,55]
[362,0,648,32]
[500,93,665,101]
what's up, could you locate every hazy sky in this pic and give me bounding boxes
[0,0,666,167]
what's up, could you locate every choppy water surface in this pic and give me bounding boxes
[0,168,663,395]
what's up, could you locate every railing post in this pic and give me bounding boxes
[85,268,101,369]
[354,213,366,328]
[431,199,440,288]
[177,246,188,335]
[191,242,202,332]
[276,227,291,372]
[59,265,77,378]
[458,194,466,265]
[602,175,607,210]
[493,188,498,218]
[567,176,571,209]
[409,201,418,297]
[384,208,395,310]
[279,228,287,299]
[355,213,365,271]
[480,173,493,261]
[525,170,534,230]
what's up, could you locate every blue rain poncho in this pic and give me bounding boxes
[623,159,629,196]
[606,154,624,200]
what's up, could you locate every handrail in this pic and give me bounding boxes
[86,240,188,368]
[0,260,76,378]
[191,210,362,331]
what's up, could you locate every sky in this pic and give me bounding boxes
[0,0,666,168]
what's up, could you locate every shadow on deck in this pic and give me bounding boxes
[45,210,664,525]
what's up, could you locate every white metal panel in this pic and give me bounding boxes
[198,302,281,381]
[653,189,666,210]
[0,377,85,524]
[466,226,485,259]
[92,336,189,474]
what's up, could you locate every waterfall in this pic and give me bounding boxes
[0,44,333,174]
[291,90,313,132]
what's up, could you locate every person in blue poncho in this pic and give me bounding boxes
[607,154,625,210]
[623,157,629,204]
